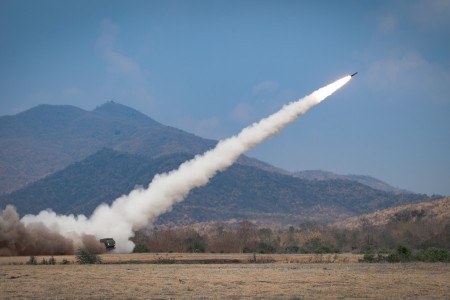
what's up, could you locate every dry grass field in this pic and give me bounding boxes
[1,253,450,299]
[0,253,362,265]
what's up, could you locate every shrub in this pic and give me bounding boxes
[41,258,48,265]
[76,248,102,264]
[242,246,253,253]
[48,256,56,265]
[133,244,150,253]
[362,246,450,263]
[397,245,412,257]
[27,256,37,265]
[61,259,71,265]
[361,246,414,263]
[385,253,401,262]
[284,246,299,254]
[361,253,390,263]
[315,246,339,254]
[256,242,277,254]
[360,245,374,255]
[362,253,376,263]
[385,245,412,263]
[415,248,450,262]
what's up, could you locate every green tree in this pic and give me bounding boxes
[183,233,206,253]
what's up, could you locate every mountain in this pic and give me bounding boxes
[293,170,409,194]
[0,101,279,195]
[1,102,434,226]
[0,148,430,225]
[332,197,450,229]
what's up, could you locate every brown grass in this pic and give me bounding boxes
[1,254,449,299]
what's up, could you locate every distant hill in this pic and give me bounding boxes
[1,148,431,225]
[293,170,409,194]
[332,197,450,230]
[0,101,279,195]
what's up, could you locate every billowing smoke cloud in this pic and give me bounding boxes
[0,205,105,255]
[2,76,351,254]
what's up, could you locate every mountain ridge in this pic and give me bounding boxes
[0,101,434,226]
[293,170,410,194]
[0,148,431,225]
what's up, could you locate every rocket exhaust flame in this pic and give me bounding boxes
[2,75,352,254]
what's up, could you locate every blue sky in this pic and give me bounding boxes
[1,0,449,195]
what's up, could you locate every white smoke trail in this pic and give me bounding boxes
[21,75,352,252]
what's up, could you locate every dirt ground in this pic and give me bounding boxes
[1,254,449,299]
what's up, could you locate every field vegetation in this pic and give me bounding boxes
[129,203,450,262]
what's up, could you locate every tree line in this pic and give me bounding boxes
[132,211,450,255]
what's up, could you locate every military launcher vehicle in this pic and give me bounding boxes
[100,238,116,250]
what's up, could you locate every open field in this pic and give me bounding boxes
[0,253,362,265]
[1,254,449,299]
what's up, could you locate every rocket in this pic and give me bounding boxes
[351,72,358,77]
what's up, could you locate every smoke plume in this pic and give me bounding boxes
[0,205,106,255]
[0,205,74,255]
[2,75,351,254]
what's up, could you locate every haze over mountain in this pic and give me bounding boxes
[1,148,430,225]
[0,102,434,225]
[293,170,410,195]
